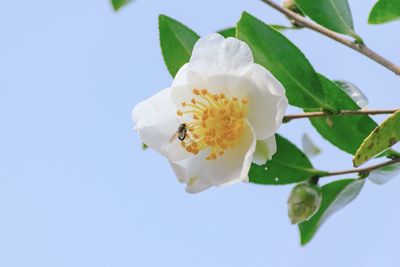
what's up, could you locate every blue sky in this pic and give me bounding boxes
[0,0,399,266]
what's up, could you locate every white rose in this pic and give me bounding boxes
[132,33,288,193]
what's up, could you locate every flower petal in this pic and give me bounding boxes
[252,135,277,166]
[171,121,256,193]
[171,35,287,140]
[132,88,189,162]
[189,33,253,77]
[168,160,188,184]
[169,161,214,193]
[172,63,189,87]
[171,68,288,140]
[242,64,288,140]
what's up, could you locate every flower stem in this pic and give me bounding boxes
[259,0,400,76]
[283,108,399,122]
[317,158,400,178]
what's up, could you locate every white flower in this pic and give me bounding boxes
[132,33,288,193]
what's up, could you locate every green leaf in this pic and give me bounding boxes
[368,0,400,24]
[302,134,321,157]
[376,148,400,159]
[353,111,400,167]
[249,135,325,185]
[295,0,362,41]
[334,80,368,108]
[111,0,133,11]
[308,75,377,154]
[368,163,400,184]
[268,24,301,31]
[218,28,236,38]
[218,25,297,38]
[159,15,200,77]
[299,179,364,245]
[319,75,359,110]
[236,12,334,111]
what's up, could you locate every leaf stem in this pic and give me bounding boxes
[259,0,400,76]
[283,108,399,122]
[318,158,400,178]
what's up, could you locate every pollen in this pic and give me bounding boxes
[178,88,249,160]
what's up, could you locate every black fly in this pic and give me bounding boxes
[177,123,188,141]
[169,123,188,143]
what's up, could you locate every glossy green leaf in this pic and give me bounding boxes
[236,12,334,111]
[218,25,298,38]
[249,135,325,185]
[111,0,133,11]
[376,148,400,159]
[159,15,200,77]
[218,28,236,38]
[308,75,377,154]
[295,0,362,41]
[353,111,400,167]
[269,24,299,31]
[368,0,400,24]
[299,179,364,245]
[334,80,368,108]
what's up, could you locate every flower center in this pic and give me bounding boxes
[177,88,248,160]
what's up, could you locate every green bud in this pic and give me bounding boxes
[142,143,149,150]
[282,0,305,16]
[287,182,322,224]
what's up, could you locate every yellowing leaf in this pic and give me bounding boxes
[353,111,400,167]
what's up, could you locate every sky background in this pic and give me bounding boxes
[0,0,399,266]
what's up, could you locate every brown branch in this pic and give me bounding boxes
[319,158,400,178]
[260,0,400,76]
[283,108,399,122]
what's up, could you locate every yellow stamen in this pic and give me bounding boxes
[177,89,248,160]
[192,88,200,95]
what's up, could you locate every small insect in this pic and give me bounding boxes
[169,123,188,143]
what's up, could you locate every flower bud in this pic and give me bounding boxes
[287,182,322,224]
[282,0,304,16]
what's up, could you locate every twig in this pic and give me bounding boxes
[259,0,400,76]
[283,108,399,122]
[319,158,400,178]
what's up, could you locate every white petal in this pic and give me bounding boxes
[252,135,277,165]
[242,64,288,140]
[172,63,189,88]
[189,33,254,77]
[172,121,256,193]
[170,161,213,193]
[132,88,189,162]
[185,176,213,194]
[168,160,188,184]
